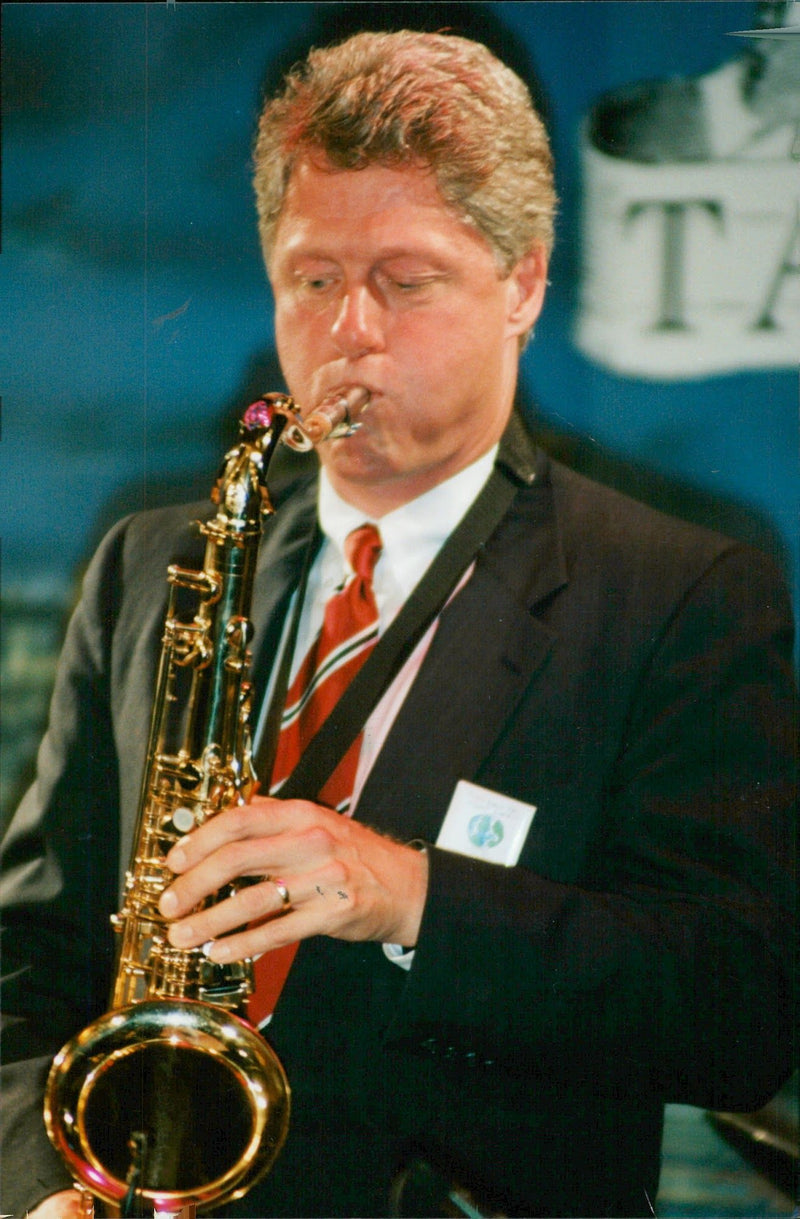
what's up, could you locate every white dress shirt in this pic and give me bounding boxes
[256,445,497,777]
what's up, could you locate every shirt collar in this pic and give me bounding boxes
[317,447,498,596]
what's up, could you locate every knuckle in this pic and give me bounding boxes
[303,823,335,854]
[326,857,348,887]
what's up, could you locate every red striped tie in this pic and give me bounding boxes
[249,523,383,1024]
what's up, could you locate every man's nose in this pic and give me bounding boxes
[330,285,385,357]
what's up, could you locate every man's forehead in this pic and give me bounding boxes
[282,155,443,212]
[272,156,487,262]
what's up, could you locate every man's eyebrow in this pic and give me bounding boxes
[280,232,453,262]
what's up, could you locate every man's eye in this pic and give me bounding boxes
[386,276,436,294]
[293,270,338,293]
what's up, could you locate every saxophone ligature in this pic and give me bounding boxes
[44,388,369,1218]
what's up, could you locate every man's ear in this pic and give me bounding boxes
[505,245,548,338]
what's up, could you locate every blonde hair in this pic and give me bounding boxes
[253,29,556,272]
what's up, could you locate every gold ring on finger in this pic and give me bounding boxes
[270,878,292,910]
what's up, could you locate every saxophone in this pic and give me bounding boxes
[44,388,369,1218]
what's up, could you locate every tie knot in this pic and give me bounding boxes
[345,524,382,583]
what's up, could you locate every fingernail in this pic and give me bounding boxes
[206,940,232,962]
[159,889,178,917]
[168,845,187,871]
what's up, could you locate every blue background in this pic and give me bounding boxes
[2,2,797,644]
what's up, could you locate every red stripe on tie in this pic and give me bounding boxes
[249,524,382,1026]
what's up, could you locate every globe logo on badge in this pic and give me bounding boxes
[467,813,504,850]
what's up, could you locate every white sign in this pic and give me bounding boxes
[575,58,800,380]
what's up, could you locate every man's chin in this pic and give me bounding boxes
[318,435,397,483]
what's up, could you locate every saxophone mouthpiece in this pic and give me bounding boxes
[251,387,370,453]
[302,385,371,444]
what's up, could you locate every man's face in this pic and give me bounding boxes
[269,157,547,513]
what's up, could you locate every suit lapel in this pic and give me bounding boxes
[357,466,567,842]
[248,475,318,716]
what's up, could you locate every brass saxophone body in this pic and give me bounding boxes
[44,388,369,1217]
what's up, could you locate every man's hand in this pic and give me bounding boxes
[28,1189,91,1218]
[158,796,429,963]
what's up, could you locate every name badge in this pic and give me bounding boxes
[437,780,536,866]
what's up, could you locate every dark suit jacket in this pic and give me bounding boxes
[1,417,796,1217]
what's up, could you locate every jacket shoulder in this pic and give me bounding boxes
[549,457,743,571]
[537,456,795,640]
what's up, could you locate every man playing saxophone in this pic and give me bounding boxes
[2,28,796,1219]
